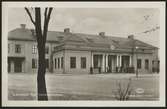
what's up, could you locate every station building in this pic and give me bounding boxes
[8,24,159,74]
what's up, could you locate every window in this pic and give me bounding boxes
[45,59,49,68]
[86,38,94,43]
[57,36,64,41]
[32,45,37,54]
[70,57,76,68]
[61,57,64,69]
[112,40,119,44]
[55,58,57,69]
[45,46,49,54]
[81,57,86,69]
[32,58,37,68]
[145,59,149,69]
[8,44,10,53]
[152,60,154,71]
[54,46,57,51]
[15,44,21,53]
[137,59,142,69]
[58,58,60,69]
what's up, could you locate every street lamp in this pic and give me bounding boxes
[135,46,139,78]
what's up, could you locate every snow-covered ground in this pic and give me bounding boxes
[8,73,159,100]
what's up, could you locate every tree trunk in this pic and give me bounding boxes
[37,42,48,100]
[25,7,52,101]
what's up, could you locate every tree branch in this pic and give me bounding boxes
[25,7,36,26]
[44,8,48,18]
[43,7,53,42]
[47,8,53,20]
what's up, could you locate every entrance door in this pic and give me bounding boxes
[93,55,102,68]
[14,61,22,72]
[108,55,116,72]
[122,56,130,73]
[108,55,112,72]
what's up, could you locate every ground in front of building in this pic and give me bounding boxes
[8,73,159,100]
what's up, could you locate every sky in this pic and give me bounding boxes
[8,8,160,47]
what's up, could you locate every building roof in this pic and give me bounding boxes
[8,27,157,51]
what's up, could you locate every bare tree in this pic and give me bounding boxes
[113,78,133,101]
[25,7,53,100]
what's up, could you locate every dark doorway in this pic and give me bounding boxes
[14,61,22,72]
[108,55,112,72]
[93,55,102,68]
[108,55,116,73]
[122,56,130,68]
[8,57,25,73]
[8,60,11,72]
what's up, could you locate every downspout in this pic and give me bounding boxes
[49,43,54,73]
[90,50,93,74]
[63,48,65,74]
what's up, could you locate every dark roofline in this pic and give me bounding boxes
[8,38,35,41]
[135,39,159,49]
[73,32,126,40]
[8,38,60,43]
[8,28,158,49]
[8,28,127,40]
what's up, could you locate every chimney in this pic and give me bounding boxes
[99,32,105,37]
[128,35,134,39]
[20,24,26,29]
[64,28,70,33]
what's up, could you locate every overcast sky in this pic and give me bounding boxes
[8,8,160,47]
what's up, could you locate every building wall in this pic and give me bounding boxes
[152,48,159,59]
[8,40,26,73]
[8,40,58,73]
[64,50,91,74]
[133,53,153,73]
[53,51,64,73]
[8,40,26,57]
[8,40,158,74]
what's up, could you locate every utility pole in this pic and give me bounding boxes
[129,34,139,78]
[135,46,139,78]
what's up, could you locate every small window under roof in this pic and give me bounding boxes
[112,40,119,44]
[86,38,94,43]
[57,36,64,41]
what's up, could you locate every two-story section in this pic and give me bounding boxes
[8,24,60,73]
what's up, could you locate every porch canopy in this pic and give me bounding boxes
[8,57,25,61]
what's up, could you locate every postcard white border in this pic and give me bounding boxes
[2,1,166,107]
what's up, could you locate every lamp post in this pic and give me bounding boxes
[135,46,139,78]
